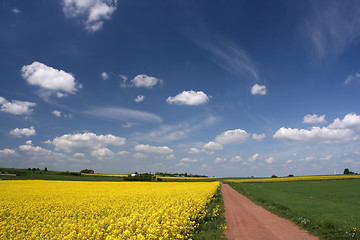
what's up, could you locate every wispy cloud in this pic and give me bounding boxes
[195,36,259,82]
[305,0,360,60]
[84,106,163,123]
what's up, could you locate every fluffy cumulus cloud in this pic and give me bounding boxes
[265,157,275,164]
[47,132,126,152]
[252,133,266,141]
[273,127,355,143]
[274,113,360,144]
[249,153,260,162]
[180,157,198,163]
[166,91,209,106]
[303,114,327,124]
[10,126,36,137]
[328,113,360,130]
[131,74,162,88]
[0,96,36,115]
[188,147,204,154]
[215,157,226,163]
[134,95,145,103]
[215,129,249,144]
[63,0,118,32]
[133,152,147,159]
[230,155,242,163]
[52,110,62,117]
[203,141,223,150]
[101,72,109,80]
[21,62,79,96]
[91,147,114,161]
[251,84,267,95]
[0,148,19,157]
[134,144,173,154]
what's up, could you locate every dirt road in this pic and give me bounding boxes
[221,184,319,240]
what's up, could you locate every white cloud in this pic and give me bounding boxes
[166,154,176,160]
[320,154,333,161]
[47,132,126,152]
[166,90,209,106]
[176,162,188,168]
[215,129,249,144]
[63,0,118,32]
[251,84,267,95]
[265,157,275,164]
[215,157,226,163]
[101,72,109,80]
[133,152,147,159]
[344,73,360,84]
[0,148,19,157]
[230,155,242,163]
[252,133,266,141]
[52,110,62,117]
[303,114,327,124]
[12,8,21,14]
[188,147,204,154]
[84,107,162,123]
[117,151,130,156]
[135,95,145,103]
[203,141,223,150]
[134,144,173,154]
[21,62,78,96]
[273,126,355,143]
[10,126,36,137]
[73,152,85,158]
[131,74,162,88]
[249,153,260,162]
[0,97,36,115]
[91,148,114,161]
[328,113,360,130]
[180,157,198,163]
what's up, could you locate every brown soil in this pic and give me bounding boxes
[221,184,319,240]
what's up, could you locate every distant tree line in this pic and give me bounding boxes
[343,168,358,175]
[155,172,208,177]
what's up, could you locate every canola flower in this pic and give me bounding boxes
[0,180,219,240]
[225,175,360,183]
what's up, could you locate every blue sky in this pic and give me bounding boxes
[1,0,360,177]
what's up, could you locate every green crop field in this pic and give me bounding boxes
[227,179,360,240]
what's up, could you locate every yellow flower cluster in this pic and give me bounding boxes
[156,176,223,180]
[225,175,360,183]
[0,180,219,240]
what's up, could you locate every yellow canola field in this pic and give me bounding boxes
[225,174,360,183]
[0,180,220,240]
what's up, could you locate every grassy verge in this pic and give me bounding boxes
[191,186,227,240]
[227,180,360,240]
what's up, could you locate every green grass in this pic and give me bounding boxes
[227,180,360,240]
[192,186,227,240]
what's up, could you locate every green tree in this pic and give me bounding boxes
[344,168,350,174]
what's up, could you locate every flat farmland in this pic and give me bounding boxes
[227,179,360,239]
[0,180,220,239]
